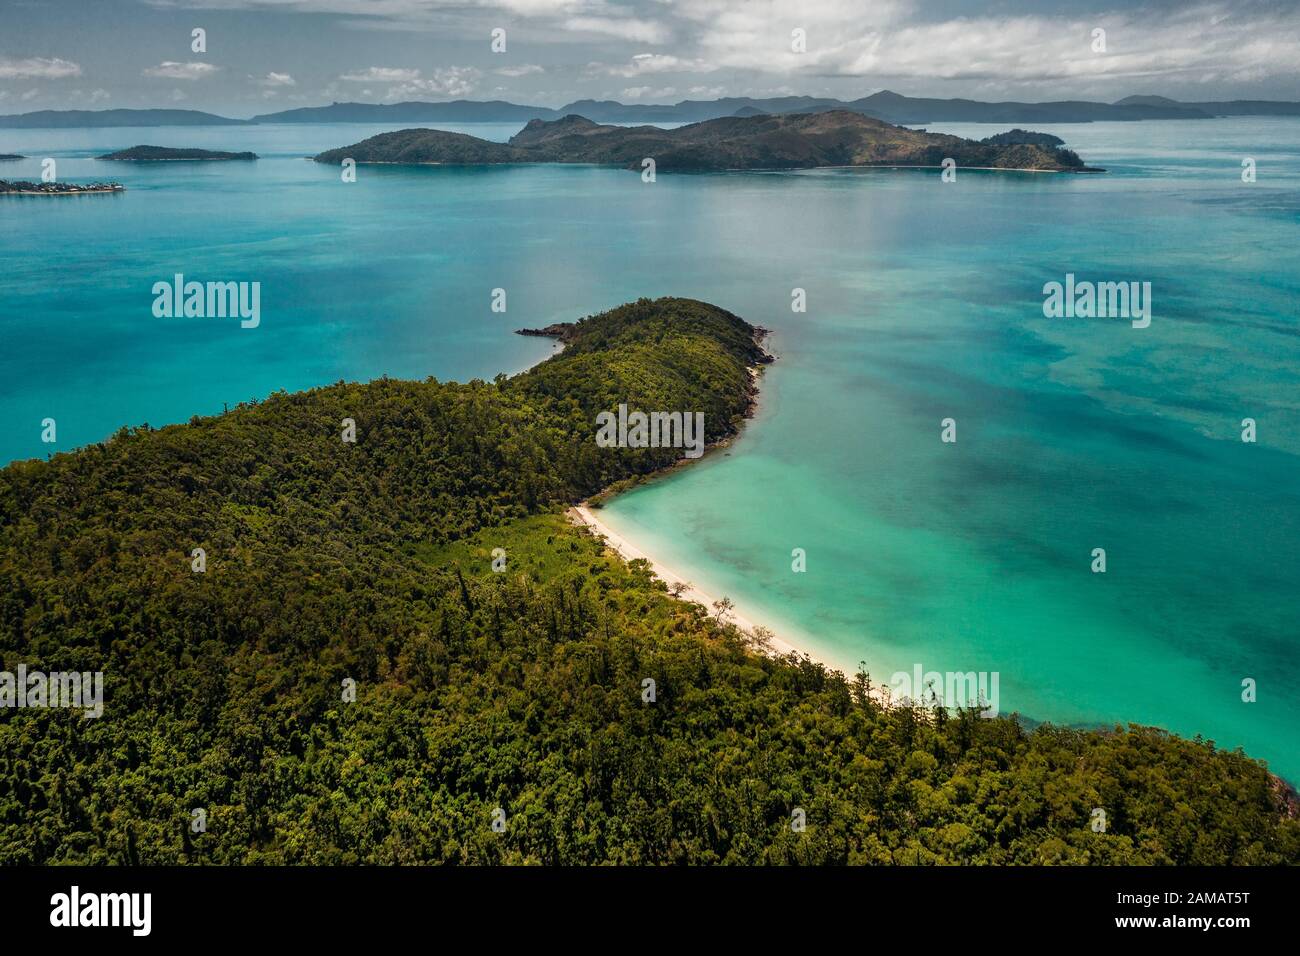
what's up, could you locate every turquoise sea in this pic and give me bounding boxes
[2,118,1297,782]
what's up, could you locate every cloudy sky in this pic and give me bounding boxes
[2,0,1299,115]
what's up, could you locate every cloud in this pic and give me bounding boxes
[143,61,219,80]
[67,88,111,104]
[667,0,1300,92]
[496,64,545,77]
[20,88,41,101]
[564,16,671,44]
[342,66,482,99]
[833,6,1300,89]
[602,53,719,77]
[340,66,421,83]
[621,85,676,101]
[111,0,1300,100]
[258,72,297,87]
[171,88,188,101]
[0,56,81,79]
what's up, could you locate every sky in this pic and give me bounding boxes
[2,0,1299,116]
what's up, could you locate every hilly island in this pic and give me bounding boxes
[314,111,1098,173]
[1,298,1293,865]
[97,146,258,161]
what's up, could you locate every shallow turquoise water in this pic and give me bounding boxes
[2,118,1297,780]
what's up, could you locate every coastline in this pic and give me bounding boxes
[568,502,849,673]
[564,338,882,687]
[0,189,124,195]
[321,159,1090,174]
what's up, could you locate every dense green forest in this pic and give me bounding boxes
[0,297,1295,864]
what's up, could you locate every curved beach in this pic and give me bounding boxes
[569,503,854,675]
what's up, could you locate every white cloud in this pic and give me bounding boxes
[668,0,1300,92]
[120,0,1300,99]
[171,88,188,101]
[496,64,545,77]
[346,66,483,99]
[565,16,671,44]
[258,71,297,87]
[603,53,719,77]
[833,6,1300,90]
[144,61,219,80]
[340,66,421,83]
[621,85,676,101]
[0,56,81,80]
[20,88,41,101]
[67,88,111,104]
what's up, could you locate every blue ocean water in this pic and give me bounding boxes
[2,117,1297,781]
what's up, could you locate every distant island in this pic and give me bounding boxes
[0,179,123,195]
[6,90,1300,128]
[98,145,258,161]
[314,111,1100,173]
[0,153,22,161]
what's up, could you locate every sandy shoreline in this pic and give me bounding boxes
[559,332,879,690]
[568,503,852,675]
[566,343,860,680]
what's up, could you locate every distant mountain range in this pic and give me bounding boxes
[0,108,251,128]
[312,110,1099,173]
[4,91,1300,128]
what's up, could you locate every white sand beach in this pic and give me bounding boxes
[569,503,851,673]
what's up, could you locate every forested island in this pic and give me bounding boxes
[98,145,258,161]
[0,179,123,195]
[314,111,1099,173]
[1,298,1294,864]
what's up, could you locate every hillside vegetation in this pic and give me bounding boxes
[0,297,1293,864]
